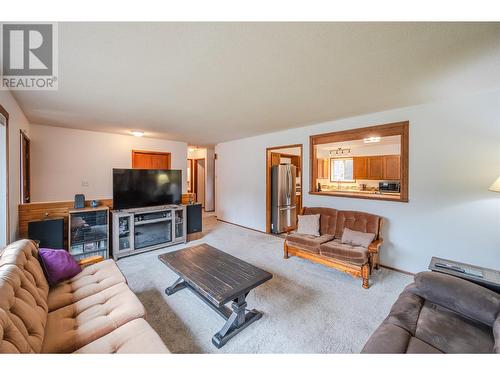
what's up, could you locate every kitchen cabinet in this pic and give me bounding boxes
[367,157,384,179]
[383,155,400,180]
[353,155,400,180]
[353,157,367,179]
[317,158,329,179]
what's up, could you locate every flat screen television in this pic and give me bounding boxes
[113,169,182,210]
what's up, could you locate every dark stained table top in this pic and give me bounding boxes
[159,243,273,306]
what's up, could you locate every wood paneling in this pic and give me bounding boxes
[19,194,194,242]
[132,150,171,169]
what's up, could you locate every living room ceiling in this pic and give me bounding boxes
[10,22,500,146]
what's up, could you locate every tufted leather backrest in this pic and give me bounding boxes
[302,207,338,235]
[0,240,49,298]
[302,207,381,239]
[0,240,49,353]
[335,210,381,239]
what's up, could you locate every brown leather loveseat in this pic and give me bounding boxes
[284,207,383,288]
[0,239,169,353]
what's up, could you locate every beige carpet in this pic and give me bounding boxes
[117,214,412,353]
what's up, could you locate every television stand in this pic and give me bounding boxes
[111,205,186,260]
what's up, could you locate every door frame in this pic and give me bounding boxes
[131,150,171,169]
[193,158,206,208]
[20,129,30,203]
[265,144,303,234]
[187,158,194,193]
[0,105,10,243]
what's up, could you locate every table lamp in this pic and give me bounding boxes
[489,176,500,192]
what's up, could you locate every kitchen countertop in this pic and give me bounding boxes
[318,189,401,199]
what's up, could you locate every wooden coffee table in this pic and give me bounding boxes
[158,243,273,348]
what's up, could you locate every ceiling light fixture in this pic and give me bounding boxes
[363,136,381,144]
[131,130,144,137]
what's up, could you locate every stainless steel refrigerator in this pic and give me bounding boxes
[271,164,297,234]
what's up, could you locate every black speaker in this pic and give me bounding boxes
[28,218,64,249]
[74,194,85,209]
[187,203,202,234]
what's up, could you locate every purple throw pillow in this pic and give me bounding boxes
[39,248,82,286]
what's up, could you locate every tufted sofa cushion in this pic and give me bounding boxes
[0,264,48,353]
[286,233,335,254]
[319,239,369,265]
[42,282,146,353]
[74,318,170,354]
[47,259,126,312]
[1,239,168,354]
[0,239,49,301]
[335,210,380,239]
[302,207,338,236]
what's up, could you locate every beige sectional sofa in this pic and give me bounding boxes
[0,239,169,354]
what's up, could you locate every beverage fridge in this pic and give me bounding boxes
[271,164,297,234]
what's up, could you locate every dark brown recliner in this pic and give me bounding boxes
[362,271,500,353]
[284,207,383,288]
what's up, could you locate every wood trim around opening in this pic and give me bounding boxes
[0,105,9,243]
[309,121,409,203]
[266,143,303,233]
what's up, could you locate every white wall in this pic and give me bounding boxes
[30,124,188,202]
[0,91,31,242]
[216,89,500,273]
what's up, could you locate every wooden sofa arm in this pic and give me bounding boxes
[368,239,383,253]
[283,226,296,234]
[78,255,104,268]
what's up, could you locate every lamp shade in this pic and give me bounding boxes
[489,176,500,192]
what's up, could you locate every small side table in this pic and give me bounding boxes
[428,257,500,293]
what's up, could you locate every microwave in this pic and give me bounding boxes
[379,182,400,193]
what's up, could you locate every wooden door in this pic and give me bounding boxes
[353,157,367,179]
[132,150,171,169]
[383,155,401,180]
[367,156,384,179]
[20,130,30,203]
[195,159,205,208]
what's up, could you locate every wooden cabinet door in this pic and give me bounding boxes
[317,159,324,178]
[353,157,367,179]
[132,150,171,169]
[367,156,384,179]
[383,155,400,180]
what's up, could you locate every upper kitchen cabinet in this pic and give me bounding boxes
[317,158,329,179]
[353,157,367,179]
[367,156,384,179]
[354,155,400,180]
[383,155,400,180]
[310,121,409,202]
